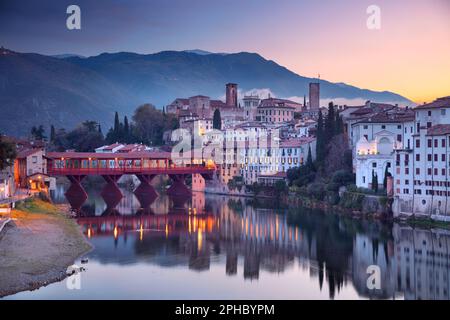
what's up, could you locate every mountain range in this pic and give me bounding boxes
[0,47,413,137]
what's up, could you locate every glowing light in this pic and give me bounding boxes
[165,224,169,238]
[197,227,203,251]
[87,227,92,239]
[140,224,144,241]
[113,226,118,239]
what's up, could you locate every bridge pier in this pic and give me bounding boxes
[65,175,88,210]
[167,174,191,196]
[101,175,123,199]
[134,174,158,198]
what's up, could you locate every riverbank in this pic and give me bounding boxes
[0,197,92,298]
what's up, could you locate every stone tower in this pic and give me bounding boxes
[226,83,238,107]
[309,82,320,110]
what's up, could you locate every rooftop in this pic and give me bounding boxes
[427,124,450,136]
[414,96,450,110]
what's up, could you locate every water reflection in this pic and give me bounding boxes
[14,186,450,299]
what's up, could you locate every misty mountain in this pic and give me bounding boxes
[0,48,412,136]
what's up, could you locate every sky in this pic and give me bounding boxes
[1,0,449,103]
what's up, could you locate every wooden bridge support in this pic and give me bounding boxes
[101,175,123,200]
[167,174,191,196]
[65,175,88,210]
[134,174,158,198]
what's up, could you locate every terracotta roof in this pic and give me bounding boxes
[427,124,450,136]
[414,96,450,110]
[210,100,227,108]
[17,148,42,159]
[280,137,315,148]
[259,98,299,109]
[352,110,415,125]
[189,95,210,99]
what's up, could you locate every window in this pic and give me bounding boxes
[416,168,420,175]
[428,111,432,117]
[434,139,438,148]
[442,154,446,162]
[428,154,432,161]
[416,154,420,161]
[416,140,420,148]
[398,125,402,130]
[427,122,432,128]
[372,162,377,168]
[363,125,368,129]
[397,134,402,142]
[428,139,432,148]
[32,156,38,164]
[381,125,386,129]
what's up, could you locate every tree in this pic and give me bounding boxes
[383,165,390,190]
[213,109,222,130]
[306,144,313,170]
[50,125,56,142]
[114,111,120,137]
[31,125,46,141]
[335,113,344,135]
[124,116,130,142]
[0,135,17,170]
[132,104,164,145]
[371,170,379,193]
[316,110,325,162]
[274,180,288,198]
[325,102,335,141]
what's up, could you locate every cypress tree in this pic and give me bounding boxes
[316,110,325,162]
[374,173,379,193]
[325,102,335,140]
[213,109,222,130]
[306,144,313,170]
[124,116,129,142]
[50,125,56,142]
[383,165,389,190]
[114,111,120,134]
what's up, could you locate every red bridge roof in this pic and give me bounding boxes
[46,151,171,160]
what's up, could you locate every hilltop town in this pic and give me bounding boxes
[1,81,450,221]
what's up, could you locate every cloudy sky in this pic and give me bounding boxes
[1,0,449,103]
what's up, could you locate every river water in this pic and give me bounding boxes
[4,185,450,300]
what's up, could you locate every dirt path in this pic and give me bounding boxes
[0,199,92,297]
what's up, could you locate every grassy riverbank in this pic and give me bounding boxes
[0,197,92,298]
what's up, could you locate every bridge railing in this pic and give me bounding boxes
[47,165,216,176]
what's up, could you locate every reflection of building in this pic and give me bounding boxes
[392,225,450,300]
[72,189,450,300]
[351,234,396,299]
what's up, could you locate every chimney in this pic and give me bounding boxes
[226,83,238,107]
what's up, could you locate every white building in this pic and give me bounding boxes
[239,137,316,185]
[393,97,450,221]
[354,131,400,189]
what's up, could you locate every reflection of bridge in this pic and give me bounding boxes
[46,152,216,207]
[77,213,216,239]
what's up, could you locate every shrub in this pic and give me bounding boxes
[332,170,355,186]
[307,182,326,201]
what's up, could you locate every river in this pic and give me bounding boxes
[4,184,450,300]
